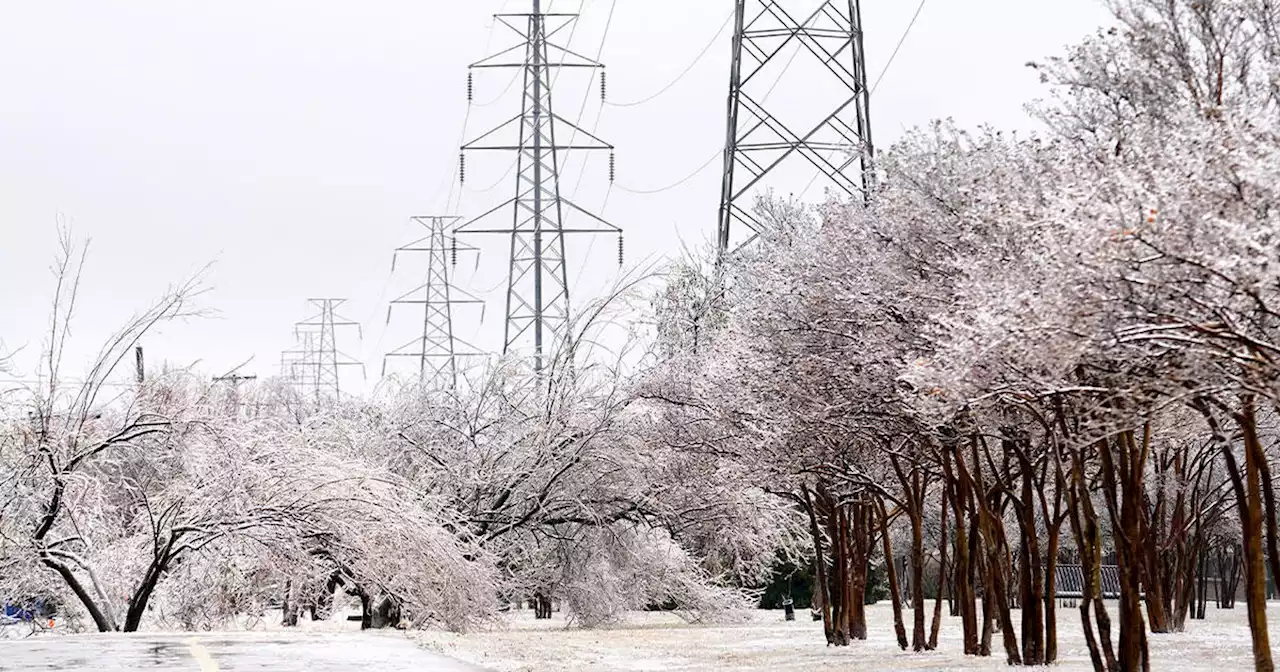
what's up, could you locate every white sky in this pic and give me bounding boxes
[0,0,1112,390]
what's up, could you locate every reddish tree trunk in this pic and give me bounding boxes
[876,497,908,650]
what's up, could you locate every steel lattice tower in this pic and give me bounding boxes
[717,0,874,256]
[383,216,483,388]
[456,0,621,373]
[280,330,317,391]
[283,299,364,402]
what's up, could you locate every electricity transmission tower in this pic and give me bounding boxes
[717,0,874,256]
[281,330,317,391]
[282,299,364,402]
[383,216,484,388]
[456,0,622,373]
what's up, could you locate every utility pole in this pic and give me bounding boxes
[456,0,622,373]
[213,372,258,416]
[383,216,484,388]
[134,346,145,384]
[284,299,364,403]
[717,0,874,257]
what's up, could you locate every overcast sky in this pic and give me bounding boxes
[0,0,1112,390]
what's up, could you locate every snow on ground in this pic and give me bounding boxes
[6,600,1272,669]
[411,603,1276,671]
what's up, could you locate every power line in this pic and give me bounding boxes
[565,0,617,199]
[471,69,522,107]
[870,0,929,96]
[604,9,736,108]
[566,0,620,289]
[611,10,811,198]
[614,150,721,195]
[572,183,615,288]
[463,157,521,194]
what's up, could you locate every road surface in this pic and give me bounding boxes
[0,631,489,671]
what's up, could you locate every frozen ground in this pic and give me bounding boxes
[411,602,1280,671]
[4,601,1272,670]
[0,630,485,672]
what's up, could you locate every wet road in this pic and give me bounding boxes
[0,631,488,671]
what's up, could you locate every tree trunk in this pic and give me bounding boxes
[1193,547,1209,620]
[1098,432,1149,671]
[356,586,373,630]
[967,436,1021,665]
[848,501,871,641]
[1015,445,1045,665]
[124,535,179,632]
[945,444,980,655]
[282,579,299,627]
[1043,524,1061,664]
[908,506,928,651]
[876,497,908,651]
[1067,444,1117,672]
[930,481,948,650]
[40,558,116,632]
[1234,398,1275,672]
[889,454,931,652]
[803,485,835,644]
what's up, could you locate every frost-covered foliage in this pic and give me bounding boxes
[10,1,1280,664]
[551,526,754,628]
[0,242,790,636]
[638,0,1280,666]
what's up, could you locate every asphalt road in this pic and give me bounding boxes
[0,631,489,671]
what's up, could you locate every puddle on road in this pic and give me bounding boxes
[147,642,179,666]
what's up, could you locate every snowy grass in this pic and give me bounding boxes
[410,602,1276,671]
[10,599,1272,669]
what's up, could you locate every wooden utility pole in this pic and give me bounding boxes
[213,373,258,416]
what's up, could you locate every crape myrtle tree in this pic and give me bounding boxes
[640,0,1280,668]
[1020,0,1280,667]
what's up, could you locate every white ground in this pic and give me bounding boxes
[411,602,1278,671]
[6,600,1273,669]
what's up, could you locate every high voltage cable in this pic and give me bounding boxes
[870,0,929,96]
[566,0,618,287]
[604,9,736,108]
[563,0,616,192]
[614,151,720,195]
[472,70,522,107]
[571,183,614,288]
[612,13,813,197]
[464,157,520,194]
